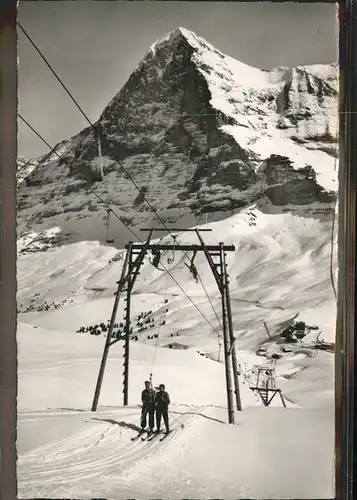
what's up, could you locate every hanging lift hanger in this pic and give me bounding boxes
[150,247,166,272]
[150,234,178,271]
[184,250,198,282]
[105,208,114,244]
[167,235,177,264]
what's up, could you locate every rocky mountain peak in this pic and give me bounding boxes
[149,27,198,53]
[18,28,338,247]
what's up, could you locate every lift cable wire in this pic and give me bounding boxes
[150,277,170,377]
[18,21,222,317]
[149,248,222,367]
[143,258,221,336]
[196,272,223,356]
[17,22,95,130]
[18,20,176,236]
[19,116,221,340]
[197,274,223,330]
[18,22,227,344]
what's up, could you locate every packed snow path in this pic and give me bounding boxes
[17,404,334,499]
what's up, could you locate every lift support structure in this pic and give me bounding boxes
[91,228,242,424]
[250,367,286,407]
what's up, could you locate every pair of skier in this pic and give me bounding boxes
[141,380,170,435]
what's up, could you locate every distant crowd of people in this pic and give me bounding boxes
[140,381,170,434]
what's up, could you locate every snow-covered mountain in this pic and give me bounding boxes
[17,27,338,246]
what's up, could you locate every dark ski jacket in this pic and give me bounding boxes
[141,388,155,407]
[155,391,170,408]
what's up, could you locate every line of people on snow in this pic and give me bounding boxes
[141,381,170,435]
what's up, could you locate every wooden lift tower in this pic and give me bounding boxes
[91,228,242,424]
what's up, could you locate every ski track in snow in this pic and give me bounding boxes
[18,405,199,496]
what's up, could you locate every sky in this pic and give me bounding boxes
[18,1,338,159]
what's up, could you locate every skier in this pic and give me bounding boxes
[141,380,155,434]
[155,384,170,434]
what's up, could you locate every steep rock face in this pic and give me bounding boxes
[274,67,338,156]
[258,155,335,206]
[18,28,338,242]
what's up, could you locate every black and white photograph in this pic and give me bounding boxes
[16,2,338,498]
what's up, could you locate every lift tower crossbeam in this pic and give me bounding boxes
[126,244,235,252]
[140,228,212,232]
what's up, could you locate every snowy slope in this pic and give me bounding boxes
[16,201,336,497]
[17,200,337,357]
[17,324,334,499]
[18,200,337,342]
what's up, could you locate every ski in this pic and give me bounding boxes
[131,431,146,441]
[141,431,154,441]
[159,430,173,441]
[147,431,161,441]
